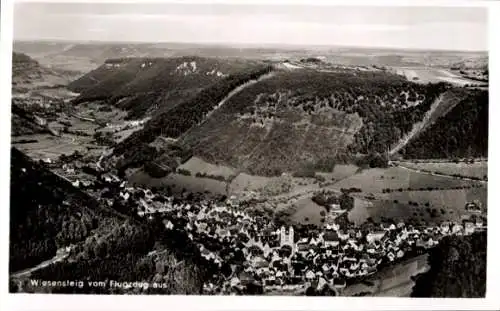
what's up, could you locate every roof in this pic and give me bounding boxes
[324,231,339,241]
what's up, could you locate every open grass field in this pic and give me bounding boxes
[330,166,480,194]
[348,186,486,225]
[178,156,236,180]
[397,161,487,180]
[393,67,480,86]
[12,134,96,161]
[129,170,227,195]
[317,164,360,181]
[228,173,273,194]
[289,198,327,227]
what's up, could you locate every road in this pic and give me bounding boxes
[393,161,487,184]
[11,251,69,279]
[390,94,444,155]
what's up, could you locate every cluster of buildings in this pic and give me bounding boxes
[53,158,487,296]
[110,182,486,295]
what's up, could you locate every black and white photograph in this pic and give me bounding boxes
[1,0,498,309]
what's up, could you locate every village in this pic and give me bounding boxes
[52,156,487,296]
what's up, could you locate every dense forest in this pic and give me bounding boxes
[178,69,451,176]
[411,231,487,298]
[10,148,208,294]
[20,219,206,294]
[9,148,123,272]
[401,89,488,159]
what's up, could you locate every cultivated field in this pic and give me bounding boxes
[12,134,97,160]
[289,198,327,227]
[392,67,481,86]
[129,170,227,195]
[178,156,236,180]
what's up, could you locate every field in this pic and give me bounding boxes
[348,186,486,225]
[397,161,487,180]
[289,198,327,227]
[392,67,481,86]
[228,173,273,194]
[316,164,360,181]
[330,166,477,194]
[129,170,227,195]
[12,134,98,161]
[178,156,236,180]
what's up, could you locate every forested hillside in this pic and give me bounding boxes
[9,148,121,272]
[68,57,266,119]
[401,89,488,159]
[111,65,273,162]
[10,148,207,294]
[180,69,449,175]
[411,231,487,298]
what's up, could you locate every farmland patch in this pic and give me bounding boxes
[178,156,236,179]
[289,198,327,227]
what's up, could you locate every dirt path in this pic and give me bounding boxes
[389,94,444,155]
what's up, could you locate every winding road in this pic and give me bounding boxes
[392,161,487,184]
[11,250,70,279]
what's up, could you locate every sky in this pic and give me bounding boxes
[13,2,488,51]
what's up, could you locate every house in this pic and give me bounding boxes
[230,277,241,287]
[465,201,481,212]
[397,249,405,258]
[440,222,450,234]
[305,270,316,280]
[366,231,386,244]
[323,231,339,247]
[464,222,475,235]
[452,224,464,234]
[387,252,395,262]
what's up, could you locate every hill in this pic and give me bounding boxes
[181,69,450,175]
[108,67,465,177]
[400,89,488,159]
[10,148,206,294]
[411,231,487,298]
[68,56,266,119]
[12,52,74,91]
[11,105,50,136]
[9,147,123,272]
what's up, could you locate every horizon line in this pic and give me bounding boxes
[13,38,489,54]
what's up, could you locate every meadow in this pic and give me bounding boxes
[330,166,476,194]
[348,186,486,226]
